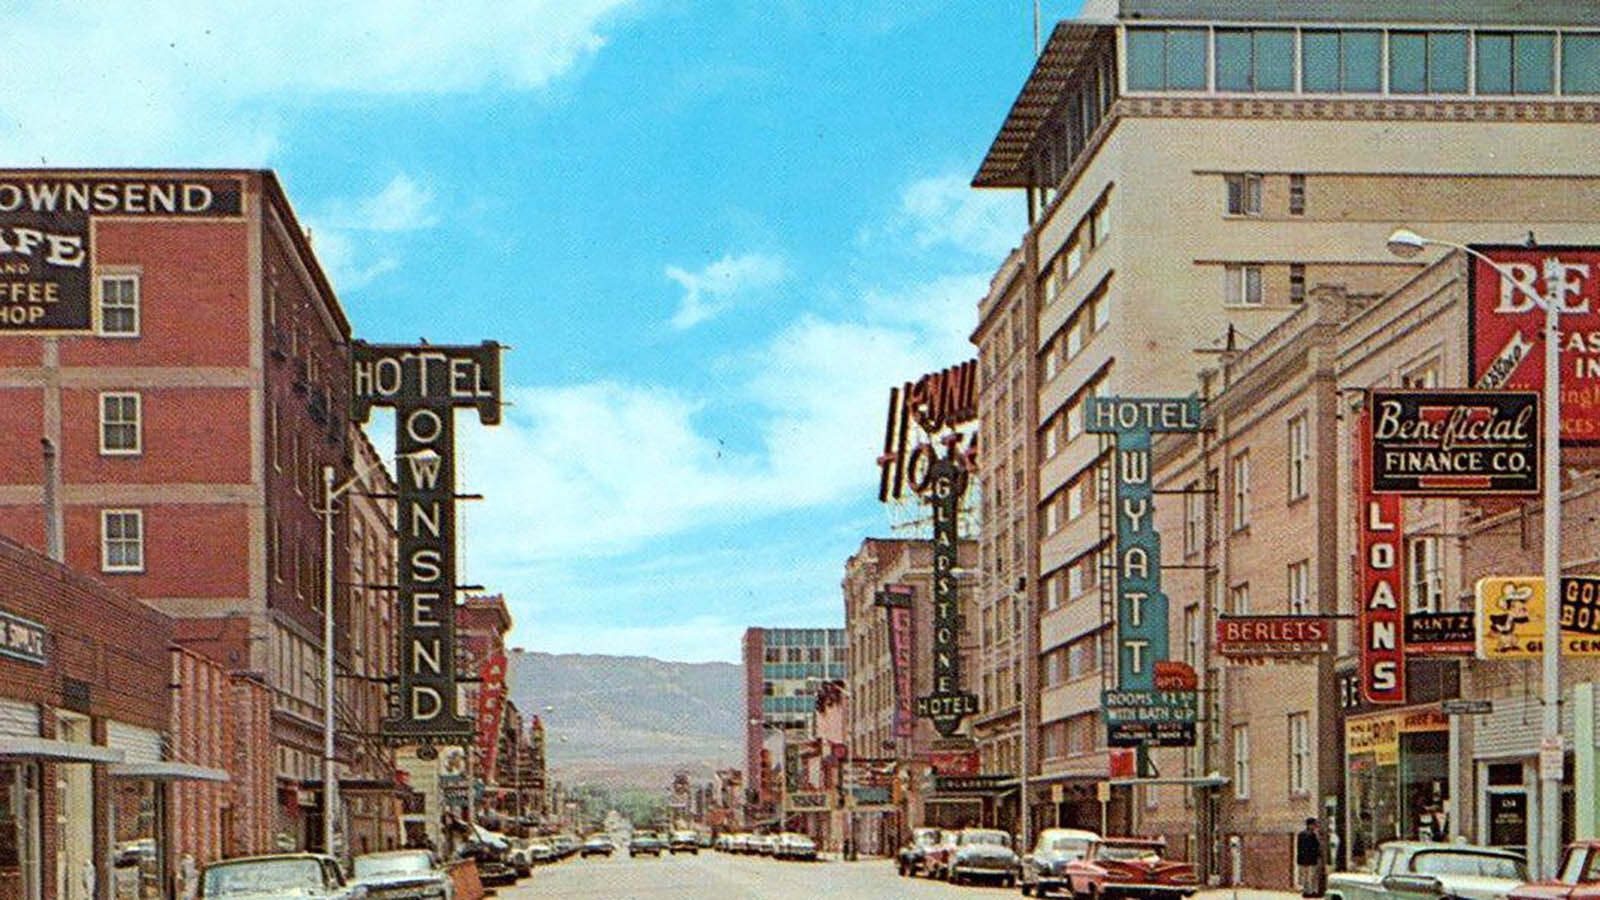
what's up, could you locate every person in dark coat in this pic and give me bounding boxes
[1296,818,1324,897]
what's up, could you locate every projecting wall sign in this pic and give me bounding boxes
[1369,389,1539,495]
[915,453,978,737]
[877,360,978,501]
[1358,402,1406,704]
[351,341,502,745]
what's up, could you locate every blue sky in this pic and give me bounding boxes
[4,1,1082,662]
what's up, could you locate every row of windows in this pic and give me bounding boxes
[1040,192,1113,306]
[1041,547,1106,613]
[1129,25,1600,97]
[1041,367,1110,462]
[1042,465,1098,538]
[1039,711,1100,761]
[761,646,845,664]
[1041,629,1105,689]
[1042,280,1113,383]
[1230,713,1313,800]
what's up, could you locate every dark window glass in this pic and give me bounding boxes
[1216,29,1253,91]
[1564,34,1600,94]
[1514,33,1553,93]
[1303,31,1340,92]
[1477,33,1513,93]
[1428,31,1468,93]
[1344,31,1382,92]
[1390,32,1427,93]
[1127,29,1165,89]
[1168,28,1208,89]
[1255,30,1295,91]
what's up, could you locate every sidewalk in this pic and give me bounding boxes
[1194,889,1303,900]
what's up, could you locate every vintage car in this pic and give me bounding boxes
[352,849,454,900]
[1328,841,1528,900]
[1511,841,1600,900]
[774,832,818,861]
[931,828,1020,886]
[629,832,665,857]
[1020,828,1102,897]
[580,835,615,857]
[669,830,701,854]
[1055,837,1198,900]
[754,834,778,856]
[898,827,944,877]
[200,853,367,900]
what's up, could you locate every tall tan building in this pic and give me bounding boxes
[968,0,1600,863]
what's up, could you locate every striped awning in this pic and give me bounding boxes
[108,761,230,782]
[0,737,124,763]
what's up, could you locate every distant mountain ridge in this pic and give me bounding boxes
[506,650,744,789]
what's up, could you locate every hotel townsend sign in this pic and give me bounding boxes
[915,453,978,737]
[1468,245,1600,444]
[0,175,244,332]
[351,341,503,745]
[1369,390,1539,495]
[877,360,978,501]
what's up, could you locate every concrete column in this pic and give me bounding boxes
[1577,683,1596,840]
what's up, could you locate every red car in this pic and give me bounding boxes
[1059,837,1199,900]
[1510,841,1600,900]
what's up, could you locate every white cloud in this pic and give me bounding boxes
[665,253,787,329]
[320,174,438,233]
[0,1,640,165]
[895,172,1023,260]
[304,174,437,291]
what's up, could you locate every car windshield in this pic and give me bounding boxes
[354,852,431,876]
[915,830,941,845]
[204,859,324,897]
[1409,851,1526,881]
[1559,848,1599,885]
[959,831,1010,847]
[1047,838,1091,856]
[1099,843,1162,862]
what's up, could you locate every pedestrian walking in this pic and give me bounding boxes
[1296,818,1324,898]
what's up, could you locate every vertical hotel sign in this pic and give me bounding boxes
[915,454,978,737]
[351,341,502,744]
[1359,401,1405,704]
[874,584,916,740]
[0,175,244,331]
[1086,398,1203,691]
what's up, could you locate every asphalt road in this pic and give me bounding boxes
[505,852,1020,899]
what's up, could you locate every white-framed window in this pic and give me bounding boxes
[1233,723,1251,799]
[1289,174,1306,215]
[1044,342,1060,381]
[1068,476,1085,521]
[1183,603,1200,666]
[99,392,141,455]
[1231,450,1251,531]
[1408,536,1443,613]
[1064,237,1084,281]
[1066,317,1084,359]
[1288,560,1311,615]
[1041,264,1060,306]
[1403,360,1441,389]
[1289,263,1307,304]
[1092,291,1110,332]
[97,273,141,337]
[1183,480,1203,555]
[1045,574,1063,611]
[1045,495,1061,535]
[1288,712,1311,795]
[1226,173,1263,216]
[1230,583,1251,615]
[101,509,144,573]
[1092,198,1112,246]
[1288,413,1309,500]
[1225,264,1264,306]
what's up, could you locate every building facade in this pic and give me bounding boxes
[741,627,846,828]
[967,2,1600,874]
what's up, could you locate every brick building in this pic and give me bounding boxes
[741,627,846,829]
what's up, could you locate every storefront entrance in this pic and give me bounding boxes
[0,762,41,900]
[55,715,93,900]
[1345,707,1449,867]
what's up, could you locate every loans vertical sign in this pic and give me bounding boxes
[1358,402,1406,704]
[351,341,502,745]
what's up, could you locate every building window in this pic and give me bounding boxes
[1230,583,1251,616]
[1183,604,1200,667]
[101,509,144,573]
[1233,724,1251,799]
[99,392,141,455]
[1092,289,1110,331]
[1215,28,1294,92]
[1183,480,1203,555]
[1287,413,1309,499]
[98,274,140,336]
[1230,451,1251,531]
[1477,32,1555,95]
[1288,175,1306,215]
[1288,712,1310,795]
[1402,360,1440,389]
[1408,536,1443,613]
[1225,265,1263,306]
[1289,263,1306,305]
[1288,560,1311,615]
[1091,198,1111,247]
[1562,33,1600,94]
[1045,574,1062,611]
[1389,30,1469,94]
[1225,174,1262,216]
[1301,29,1382,93]
[1040,264,1059,307]
[1127,27,1209,91]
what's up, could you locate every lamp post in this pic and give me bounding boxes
[1386,229,1564,876]
[319,449,436,860]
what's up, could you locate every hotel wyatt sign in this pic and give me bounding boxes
[351,341,502,745]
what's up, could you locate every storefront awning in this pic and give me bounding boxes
[108,761,230,782]
[0,737,124,763]
[1108,776,1230,788]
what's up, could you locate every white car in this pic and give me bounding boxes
[201,854,367,900]
[774,833,817,861]
[352,850,454,900]
[1328,841,1528,900]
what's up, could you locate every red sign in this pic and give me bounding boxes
[1152,660,1198,690]
[1109,748,1135,779]
[1216,616,1333,659]
[928,750,979,776]
[888,606,915,739]
[1468,245,1600,445]
[475,651,507,774]
[1359,404,1406,704]
[877,360,980,501]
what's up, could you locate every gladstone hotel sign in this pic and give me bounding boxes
[0,175,244,331]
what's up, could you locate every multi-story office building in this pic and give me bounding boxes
[0,169,392,854]
[741,627,846,822]
[968,1,1600,875]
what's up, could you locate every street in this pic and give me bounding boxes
[509,854,1014,899]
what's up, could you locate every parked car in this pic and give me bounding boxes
[1511,841,1600,900]
[454,834,515,886]
[200,853,366,900]
[755,834,778,856]
[352,849,454,900]
[1056,837,1198,900]
[775,833,818,861]
[1020,828,1101,897]
[551,834,579,859]
[629,832,665,857]
[1328,841,1527,900]
[670,830,701,854]
[898,827,945,878]
[581,836,615,858]
[939,828,1019,886]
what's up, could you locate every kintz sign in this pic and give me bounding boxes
[351,341,502,745]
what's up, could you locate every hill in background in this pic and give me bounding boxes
[506,650,745,790]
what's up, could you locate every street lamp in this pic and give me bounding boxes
[319,448,438,860]
[1386,229,1564,876]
